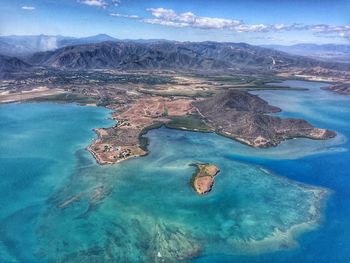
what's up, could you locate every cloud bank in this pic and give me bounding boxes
[144,8,241,30]
[94,5,350,40]
[312,24,350,39]
[141,8,350,39]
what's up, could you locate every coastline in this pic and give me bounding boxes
[0,93,336,167]
[190,163,220,194]
[0,94,340,262]
[86,93,336,166]
[87,128,148,165]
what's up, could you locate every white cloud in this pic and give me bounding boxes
[80,0,107,8]
[143,8,310,33]
[145,8,241,30]
[235,24,269,33]
[22,6,35,10]
[110,13,139,19]
[79,0,121,8]
[108,6,350,40]
[311,24,350,38]
[143,18,188,28]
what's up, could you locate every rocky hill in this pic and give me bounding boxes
[193,91,336,147]
[0,54,31,73]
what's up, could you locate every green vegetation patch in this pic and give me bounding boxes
[138,89,214,98]
[165,114,213,132]
[28,93,99,104]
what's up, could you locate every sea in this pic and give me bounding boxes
[0,80,349,262]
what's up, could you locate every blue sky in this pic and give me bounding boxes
[1,0,349,44]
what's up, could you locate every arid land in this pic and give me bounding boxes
[191,163,220,195]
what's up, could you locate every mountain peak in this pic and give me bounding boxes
[82,34,117,41]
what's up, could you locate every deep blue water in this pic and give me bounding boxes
[0,81,349,262]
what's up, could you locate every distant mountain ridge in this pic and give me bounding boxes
[264,43,350,63]
[2,34,349,65]
[1,39,350,74]
[0,34,177,57]
[27,41,350,71]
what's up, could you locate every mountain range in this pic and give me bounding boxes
[0,34,175,57]
[26,41,350,72]
[0,34,117,57]
[0,34,349,73]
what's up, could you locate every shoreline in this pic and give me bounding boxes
[0,86,337,167]
[86,129,148,165]
[0,92,337,261]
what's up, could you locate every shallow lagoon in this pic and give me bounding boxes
[0,80,349,262]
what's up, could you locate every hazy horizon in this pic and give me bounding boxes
[0,33,349,47]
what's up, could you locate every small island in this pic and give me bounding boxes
[191,164,220,195]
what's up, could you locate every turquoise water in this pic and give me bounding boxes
[0,81,349,262]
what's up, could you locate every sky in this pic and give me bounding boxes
[1,0,350,45]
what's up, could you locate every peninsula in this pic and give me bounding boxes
[87,90,336,165]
